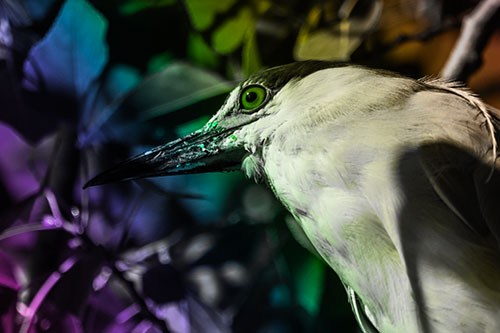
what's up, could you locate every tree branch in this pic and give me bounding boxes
[440,0,500,82]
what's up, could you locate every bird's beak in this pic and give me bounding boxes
[83,122,247,188]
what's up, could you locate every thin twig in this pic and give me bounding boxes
[2,201,172,333]
[78,231,172,333]
[384,19,459,51]
[19,256,80,333]
[110,263,171,333]
[440,0,500,82]
[351,19,459,62]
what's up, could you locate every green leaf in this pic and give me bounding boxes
[294,254,325,316]
[294,2,382,61]
[119,0,175,16]
[175,115,211,137]
[184,0,237,31]
[187,33,220,69]
[211,7,253,54]
[242,29,262,76]
[147,52,175,73]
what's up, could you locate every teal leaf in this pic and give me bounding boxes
[23,0,59,21]
[23,0,108,99]
[98,62,233,146]
[128,61,233,121]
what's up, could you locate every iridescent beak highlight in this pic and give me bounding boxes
[84,124,246,188]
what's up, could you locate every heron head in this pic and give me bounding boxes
[84,61,351,187]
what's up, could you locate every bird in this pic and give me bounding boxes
[85,61,500,332]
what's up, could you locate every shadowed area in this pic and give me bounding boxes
[396,141,500,332]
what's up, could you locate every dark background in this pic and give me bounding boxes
[1,0,499,332]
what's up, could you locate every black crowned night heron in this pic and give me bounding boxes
[86,61,500,332]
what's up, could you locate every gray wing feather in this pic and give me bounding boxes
[418,103,500,246]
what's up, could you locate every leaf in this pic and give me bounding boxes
[8,0,109,142]
[185,0,271,56]
[0,127,80,237]
[187,33,220,69]
[104,64,142,100]
[2,0,33,26]
[129,62,232,121]
[147,52,175,73]
[184,0,237,31]
[0,122,39,201]
[0,250,19,291]
[99,61,233,146]
[294,255,325,316]
[187,295,231,333]
[118,0,175,16]
[242,29,262,79]
[159,172,245,224]
[22,0,60,21]
[294,1,382,61]
[175,115,211,137]
[22,0,108,98]
[85,287,137,332]
[211,7,254,54]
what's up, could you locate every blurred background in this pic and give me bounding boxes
[0,0,499,332]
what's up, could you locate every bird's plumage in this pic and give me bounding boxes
[87,61,500,332]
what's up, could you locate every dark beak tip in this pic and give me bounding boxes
[82,176,101,189]
[83,169,134,189]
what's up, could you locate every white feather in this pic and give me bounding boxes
[209,65,500,332]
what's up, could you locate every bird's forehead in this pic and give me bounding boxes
[244,60,350,90]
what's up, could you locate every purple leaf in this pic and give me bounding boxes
[0,122,38,201]
[0,250,19,291]
[84,287,138,332]
[0,250,16,333]
[187,295,230,333]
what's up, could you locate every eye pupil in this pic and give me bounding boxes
[240,85,267,112]
[245,91,257,103]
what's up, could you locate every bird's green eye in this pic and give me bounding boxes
[240,85,267,111]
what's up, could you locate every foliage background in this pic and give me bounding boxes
[1,0,500,332]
